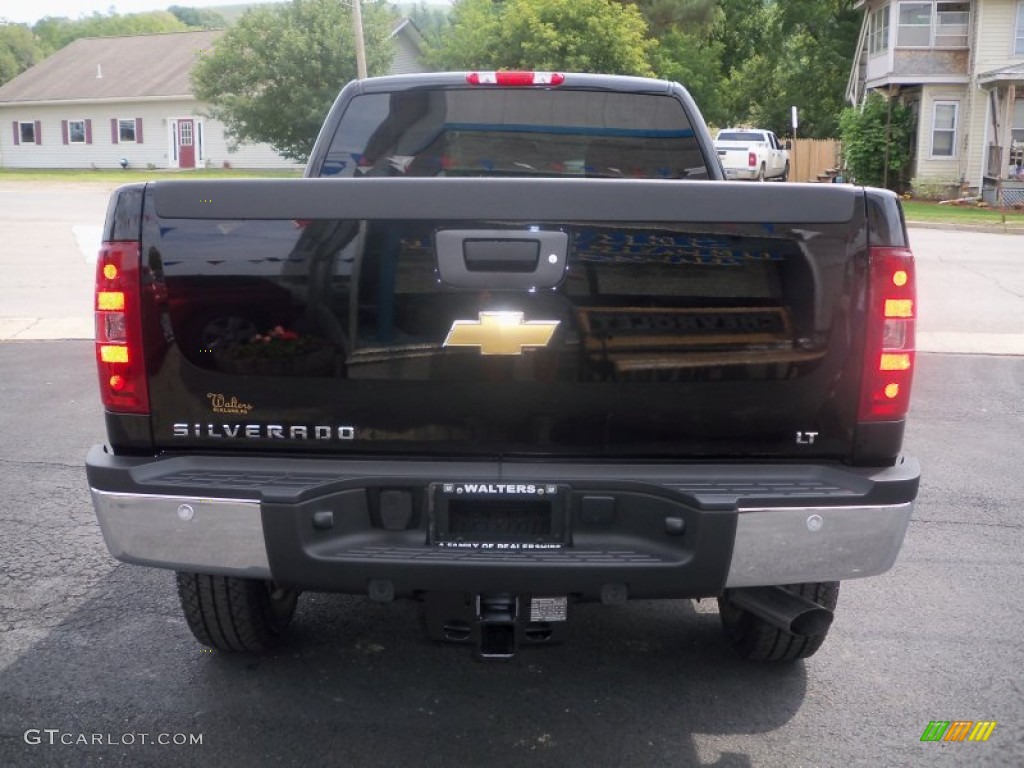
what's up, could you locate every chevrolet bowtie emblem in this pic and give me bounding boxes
[443,312,560,355]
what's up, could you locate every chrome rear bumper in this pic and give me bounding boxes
[725,502,913,587]
[91,490,271,579]
[90,492,914,589]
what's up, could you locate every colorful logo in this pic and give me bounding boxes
[920,721,997,742]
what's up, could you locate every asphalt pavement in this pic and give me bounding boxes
[0,346,1021,767]
[0,181,1022,766]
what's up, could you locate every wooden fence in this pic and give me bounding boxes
[788,138,841,183]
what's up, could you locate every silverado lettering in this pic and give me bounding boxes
[87,71,920,663]
[171,424,356,440]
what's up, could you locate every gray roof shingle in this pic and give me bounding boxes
[0,30,223,104]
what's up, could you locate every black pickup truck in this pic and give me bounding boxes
[86,72,919,660]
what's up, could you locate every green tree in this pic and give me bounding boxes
[33,11,188,55]
[709,0,774,82]
[0,23,43,85]
[763,0,861,138]
[407,2,450,47]
[167,5,228,29]
[29,17,70,54]
[839,91,915,189]
[414,0,861,139]
[428,0,656,77]
[625,0,717,28]
[653,28,725,127]
[709,0,860,138]
[191,0,396,163]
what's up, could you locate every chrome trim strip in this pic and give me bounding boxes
[726,502,914,587]
[90,489,270,578]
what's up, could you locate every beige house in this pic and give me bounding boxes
[0,22,425,170]
[847,0,1024,204]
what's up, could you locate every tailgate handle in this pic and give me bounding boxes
[436,229,568,289]
[464,240,539,273]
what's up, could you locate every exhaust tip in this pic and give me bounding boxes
[790,607,833,637]
[728,585,835,637]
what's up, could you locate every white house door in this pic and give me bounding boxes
[177,119,196,169]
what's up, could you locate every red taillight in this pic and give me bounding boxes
[859,247,916,421]
[467,71,565,86]
[95,242,149,414]
[748,152,757,168]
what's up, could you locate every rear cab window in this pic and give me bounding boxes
[319,88,710,180]
[717,132,765,143]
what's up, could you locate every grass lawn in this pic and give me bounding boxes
[0,168,303,182]
[902,200,1024,228]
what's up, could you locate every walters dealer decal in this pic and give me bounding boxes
[444,483,559,496]
[206,393,254,416]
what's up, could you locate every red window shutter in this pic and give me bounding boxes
[135,117,143,144]
[111,118,119,144]
[62,120,69,145]
[85,119,93,144]
[12,121,19,146]
[34,120,41,144]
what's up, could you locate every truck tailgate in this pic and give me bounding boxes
[714,142,755,170]
[129,178,878,461]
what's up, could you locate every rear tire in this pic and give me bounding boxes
[718,581,839,661]
[176,572,299,652]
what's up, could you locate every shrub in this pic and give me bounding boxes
[839,92,915,190]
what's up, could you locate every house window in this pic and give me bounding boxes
[931,101,958,157]
[935,2,969,46]
[898,2,932,46]
[1015,1,1024,55]
[897,1,969,48]
[19,121,36,144]
[868,5,891,55]
[118,118,137,143]
[69,120,86,144]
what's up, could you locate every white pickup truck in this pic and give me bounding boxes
[715,128,790,181]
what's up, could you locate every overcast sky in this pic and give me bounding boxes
[1,1,229,25]
[0,1,452,26]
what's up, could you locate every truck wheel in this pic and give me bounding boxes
[717,581,839,661]
[176,572,299,652]
[757,163,766,182]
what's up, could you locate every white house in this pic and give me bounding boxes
[390,18,427,76]
[0,22,426,170]
[847,0,1024,204]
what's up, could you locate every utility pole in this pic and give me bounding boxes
[791,106,798,183]
[352,0,367,79]
[883,84,894,190]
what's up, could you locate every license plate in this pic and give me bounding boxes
[431,482,568,547]
[449,501,550,537]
